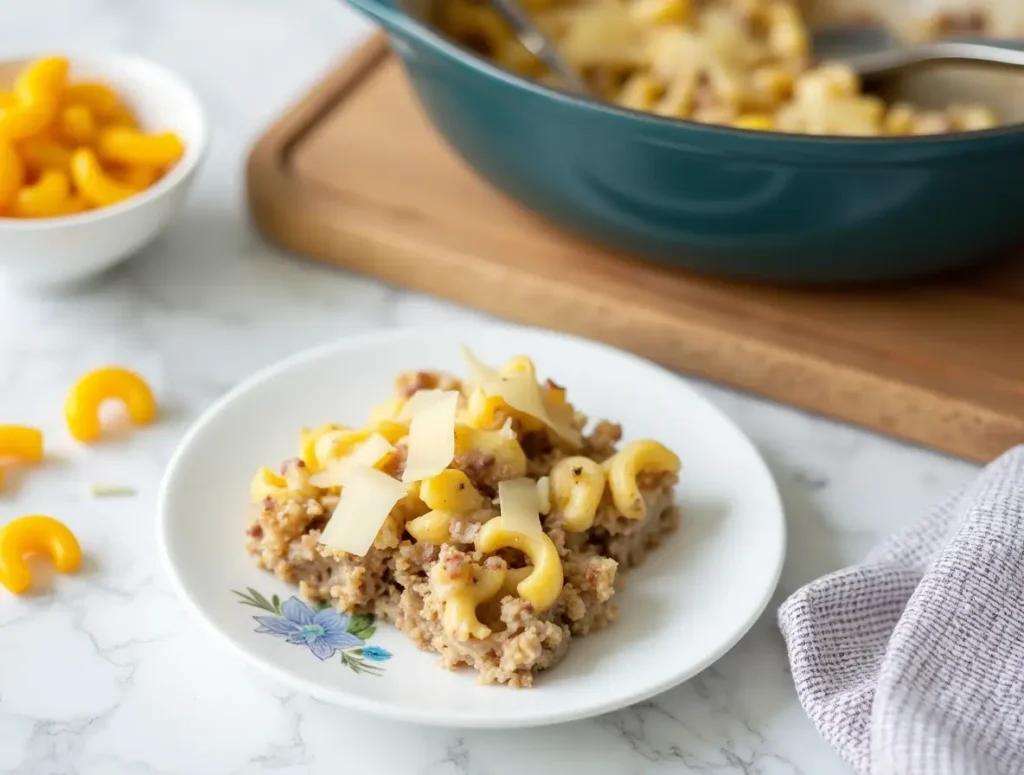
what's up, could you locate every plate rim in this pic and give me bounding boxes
[157,322,786,728]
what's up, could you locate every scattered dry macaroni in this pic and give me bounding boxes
[0,515,82,594]
[65,366,157,443]
[245,347,682,686]
[0,56,185,218]
[435,0,1000,135]
[0,425,44,492]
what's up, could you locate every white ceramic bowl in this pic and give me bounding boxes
[0,51,206,289]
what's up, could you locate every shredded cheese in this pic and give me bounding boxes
[397,389,449,421]
[401,390,459,483]
[308,433,395,488]
[318,466,408,556]
[498,477,544,538]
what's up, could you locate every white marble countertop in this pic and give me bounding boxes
[0,1,983,773]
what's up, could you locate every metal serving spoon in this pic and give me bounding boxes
[486,2,1024,95]
[812,25,1024,80]
[487,0,588,92]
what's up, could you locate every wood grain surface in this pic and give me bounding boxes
[246,35,1024,463]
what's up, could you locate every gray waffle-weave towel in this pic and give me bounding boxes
[778,446,1024,775]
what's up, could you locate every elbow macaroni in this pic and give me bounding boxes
[475,516,564,611]
[65,366,157,443]
[431,557,507,641]
[606,440,681,520]
[0,56,186,220]
[549,456,605,532]
[407,470,486,543]
[420,469,484,512]
[435,0,1001,136]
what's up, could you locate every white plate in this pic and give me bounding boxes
[158,324,785,728]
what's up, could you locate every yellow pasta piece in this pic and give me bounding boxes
[606,439,680,520]
[550,457,605,531]
[420,469,484,513]
[950,104,999,132]
[298,423,346,472]
[0,140,25,209]
[630,0,690,25]
[455,425,528,480]
[110,164,163,189]
[406,510,454,544]
[12,170,78,218]
[616,73,663,111]
[63,82,121,119]
[559,2,647,69]
[432,560,506,641]
[884,103,915,135]
[59,104,97,145]
[70,148,143,207]
[251,467,287,501]
[65,366,157,442]
[766,1,809,59]
[0,57,66,142]
[96,127,185,167]
[475,516,563,611]
[18,137,73,176]
[733,113,775,130]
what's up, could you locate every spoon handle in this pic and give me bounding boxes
[849,38,1024,77]
[487,0,588,93]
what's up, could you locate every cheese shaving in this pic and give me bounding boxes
[397,389,450,421]
[481,374,581,446]
[401,390,459,483]
[318,466,408,557]
[460,343,500,386]
[498,477,544,538]
[309,433,395,488]
[461,344,580,446]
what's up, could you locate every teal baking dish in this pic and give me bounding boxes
[345,0,1024,283]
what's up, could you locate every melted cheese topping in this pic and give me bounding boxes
[401,390,459,483]
[318,466,408,557]
[308,433,395,488]
[498,477,544,538]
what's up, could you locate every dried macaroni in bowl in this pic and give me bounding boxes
[435,0,1001,136]
[244,350,681,687]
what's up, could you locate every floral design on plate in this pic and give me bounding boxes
[233,588,392,675]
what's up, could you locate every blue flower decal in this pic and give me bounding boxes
[233,588,391,676]
[254,598,362,660]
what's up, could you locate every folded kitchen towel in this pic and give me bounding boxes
[778,446,1024,775]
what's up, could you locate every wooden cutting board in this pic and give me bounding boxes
[246,35,1024,463]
